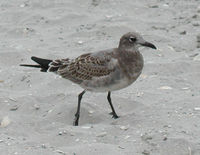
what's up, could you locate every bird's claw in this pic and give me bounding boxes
[109,112,119,119]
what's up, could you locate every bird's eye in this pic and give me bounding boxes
[129,37,137,42]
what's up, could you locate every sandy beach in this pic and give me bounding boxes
[0,0,200,154]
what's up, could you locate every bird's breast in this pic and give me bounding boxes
[117,51,144,81]
[80,70,133,92]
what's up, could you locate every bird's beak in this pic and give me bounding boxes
[139,41,157,49]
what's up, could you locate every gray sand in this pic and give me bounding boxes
[0,0,200,155]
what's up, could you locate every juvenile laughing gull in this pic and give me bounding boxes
[20,32,156,126]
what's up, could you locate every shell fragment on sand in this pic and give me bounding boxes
[96,132,107,137]
[120,125,129,131]
[55,150,66,155]
[158,86,173,90]
[193,54,200,61]
[0,116,11,127]
[194,107,200,111]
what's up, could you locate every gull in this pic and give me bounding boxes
[20,32,156,126]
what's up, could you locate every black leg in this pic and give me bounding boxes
[73,90,86,126]
[107,91,119,119]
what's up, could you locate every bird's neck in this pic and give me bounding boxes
[115,49,144,80]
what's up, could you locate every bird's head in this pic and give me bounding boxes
[118,32,157,51]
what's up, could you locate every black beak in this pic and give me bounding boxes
[141,42,157,49]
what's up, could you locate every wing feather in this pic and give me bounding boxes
[49,53,116,84]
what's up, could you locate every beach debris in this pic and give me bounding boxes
[81,126,92,129]
[41,144,47,149]
[142,150,150,155]
[179,30,186,35]
[156,53,163,57]
[198,6,200,13]
[34,104,40,110]
[48,109,53,113]
[197,34,200,42]
[19,2,28,8]
[91,0,101,7]
[88,110,94,117]
[188,147,192,155]
[0,80,4,83]
[58,131,63,135]
[9,97,17,102]
[75,138,80,142]
[0,140,3,143]
[105,15,113,19]
[192,21,200,27]
[196,34,200,48]
[10,105,19,111]
[21,75,27,82]
[167,45,176,52]
[141,133,153,141]
[4,100,8,103]
[189,53,199,57]
[0,116,11,127]
[140,74,148,79]
[193,54,200,61]
[58,37,63,40]
[136,91,144,97]
[192,14,198,18]
[118,145,125,149]
[96,132,107,137]
[163,124,172,128]
[55,150,66,155]
[197,34,200,44]
[20,4,25,7]
[194,107,200,111]
[88,110,94,114]
[181,87,190,90]
[152,25,167,30]
[70,133,75,136]
[158,86,172,90]
[120,125,129,131]
[20,4,27,7]
[77,40,83,45]
[124,135,130,139]
[58,130,67,135]
[23,27,35,34]
[163,3,169,7]
[163,136,168,141]
[148,5,159,8]
[63,130,67,134]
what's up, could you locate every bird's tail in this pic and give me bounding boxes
[20,56,52,72]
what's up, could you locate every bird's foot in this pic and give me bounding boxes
[109,112,119,119]
[73,114,79,126]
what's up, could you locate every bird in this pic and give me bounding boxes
[20,32,156,126]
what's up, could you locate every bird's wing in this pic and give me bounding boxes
[48,53,117,84]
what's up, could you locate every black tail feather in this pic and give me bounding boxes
[20,56,52,72]
[20,64,41,68]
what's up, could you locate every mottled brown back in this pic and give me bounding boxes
[48,53,115,84]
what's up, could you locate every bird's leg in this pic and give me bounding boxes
[73,90,86,126]
[107,91,119,119]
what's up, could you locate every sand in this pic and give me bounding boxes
[0,0,200,154]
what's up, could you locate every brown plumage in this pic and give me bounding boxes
[48,52,116,84]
